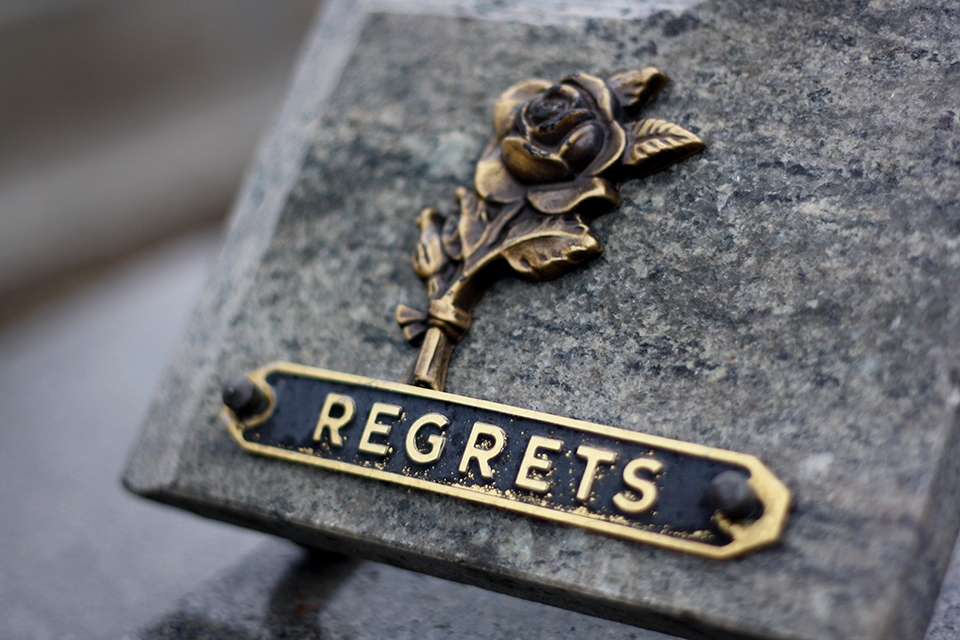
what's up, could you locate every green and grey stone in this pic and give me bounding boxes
[125,537,960,640]
[128,539,675,640]
[124,1,960,639]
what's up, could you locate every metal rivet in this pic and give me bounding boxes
[704,470,761,521]
[222,376,263,418]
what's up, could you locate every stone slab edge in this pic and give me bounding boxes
[898,353,960,639]
[123,0,366,494]
[122,3,960,640]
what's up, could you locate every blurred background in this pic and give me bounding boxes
[0,2,321,638]
[0,0,322,318]
[3,3,960,640]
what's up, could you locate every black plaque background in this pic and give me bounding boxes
[245,371,740,546]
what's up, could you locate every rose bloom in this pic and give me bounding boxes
[474,72,629,216]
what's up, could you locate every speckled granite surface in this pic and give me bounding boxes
[124,1,960,639]
[127,536,960,640]
[128,538,676,640]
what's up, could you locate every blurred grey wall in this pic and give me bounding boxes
[0,0,322,300]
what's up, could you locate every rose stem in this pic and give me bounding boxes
[400,326,454,391]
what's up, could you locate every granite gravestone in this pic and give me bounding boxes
[126,537,960,640]
[124,1,960,639]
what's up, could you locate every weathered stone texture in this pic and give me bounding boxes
[126,2,960,639]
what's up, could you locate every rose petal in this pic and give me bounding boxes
[591,120,626,176]
[525,96,568,127]
[521,85,586,134]
[493,79,551,138]
[527,177,620,215]
[560,74,627,176]
[474,145,526,203]
[559,121,604,171]
[501,136,572,183]
[532,109,594,146]
[562,73,613,119]
[554,84,584,106]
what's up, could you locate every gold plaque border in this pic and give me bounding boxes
[223,362,791,560]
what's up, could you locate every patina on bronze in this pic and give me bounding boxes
[397,69,704,391]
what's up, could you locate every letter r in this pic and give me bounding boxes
[312,393,356,447]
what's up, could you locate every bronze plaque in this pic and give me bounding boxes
[224,362,790,559]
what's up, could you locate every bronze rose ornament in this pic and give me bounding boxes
[397,69,704,391]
